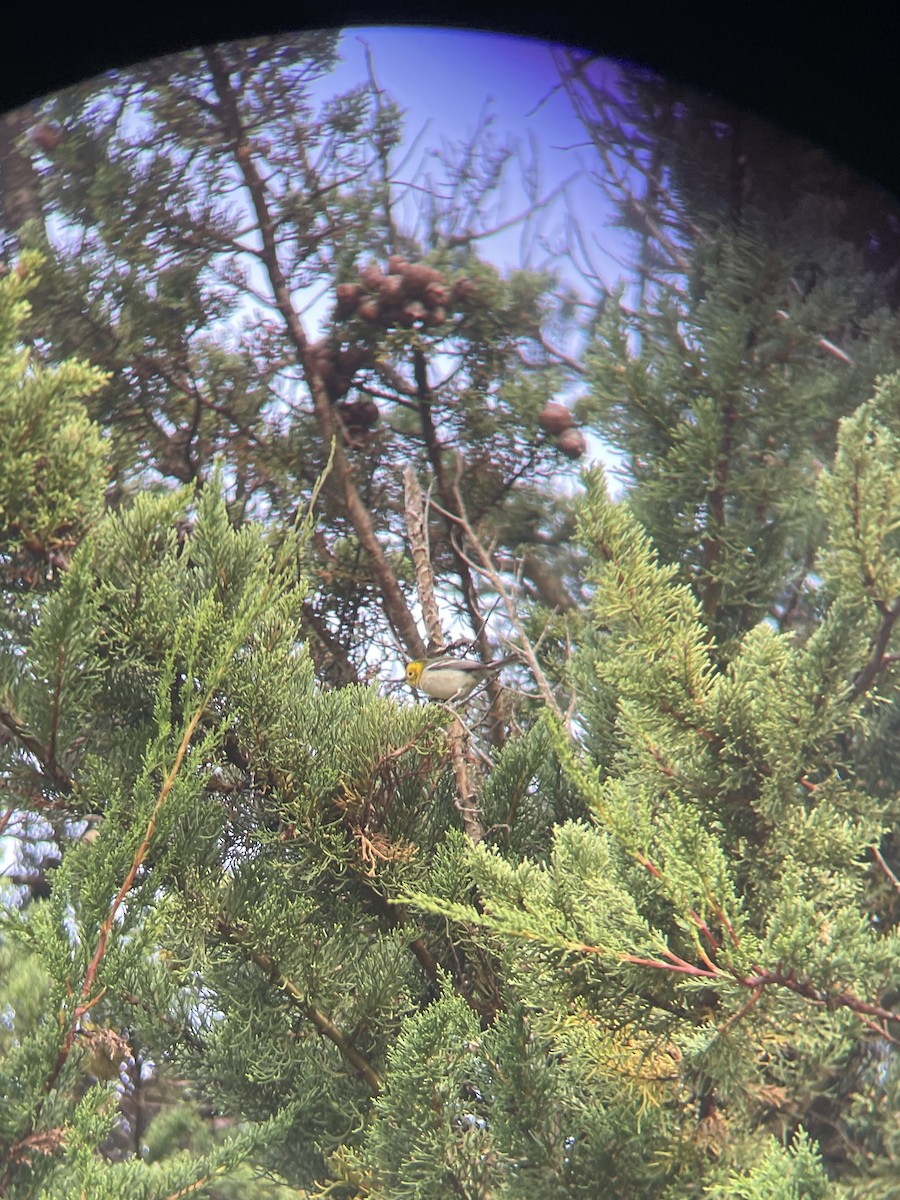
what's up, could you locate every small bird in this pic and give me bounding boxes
[405,654,518,702]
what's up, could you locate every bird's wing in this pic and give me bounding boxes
[426,658,486,673]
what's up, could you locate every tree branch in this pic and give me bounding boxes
[402,465,483,843]
[430,488,571,728]
[846,596,900,702]
[0,703,73,794]
[204,45,425,660]
[246,944,382,1094]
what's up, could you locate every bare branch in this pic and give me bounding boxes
[846,596,900,703]
[429,486,572,729]
[205,44,425,660]
[873,845,900,896]
[403,467,444,651]
[0,703,72,795]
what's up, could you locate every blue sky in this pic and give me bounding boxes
[306,27,628,482]
[318,26,627,287]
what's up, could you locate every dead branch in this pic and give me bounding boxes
[402,466,445,651]
[429,483,572,730]
[401,465,483,843]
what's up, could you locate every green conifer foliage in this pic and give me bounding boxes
[2,33,900,1200]
[396,429,900,1194]
[0,254,107,590]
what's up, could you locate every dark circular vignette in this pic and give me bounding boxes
[3,4,900,204]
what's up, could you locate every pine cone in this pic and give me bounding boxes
[335,282,361,319]
[400,263,445,296]
[359,262,384,291]
[378,274,405,303]
[337,398,379,430]
[399,301,426,327]
[452,278,478,305]
[32,124,62,152]
[424,282,451,307]
[556,427,587,460]
[335,345,370,374]
[538,403,574,435]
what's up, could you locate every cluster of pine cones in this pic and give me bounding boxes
[313,259,585,460]
[309,258,479,440]
[538,402,586,460]
[306,339,379,439]
[334,257,477,330]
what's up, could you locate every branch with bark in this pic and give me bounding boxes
[402,466,483,844]
[205,44,425,661]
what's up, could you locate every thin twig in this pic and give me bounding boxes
[402,467,444,651]
[873,845,900,895]
[248,945,383,1093]
[401,466,483,842]
[428,488,571,728]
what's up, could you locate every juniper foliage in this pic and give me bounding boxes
[1,33,900,1200]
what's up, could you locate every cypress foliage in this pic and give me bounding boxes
[2,33,900,1200]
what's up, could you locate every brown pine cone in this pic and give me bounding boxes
[335,283,361,319]
[556,427,587,459]
[538,403,574,435]
[424,282,451,307]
